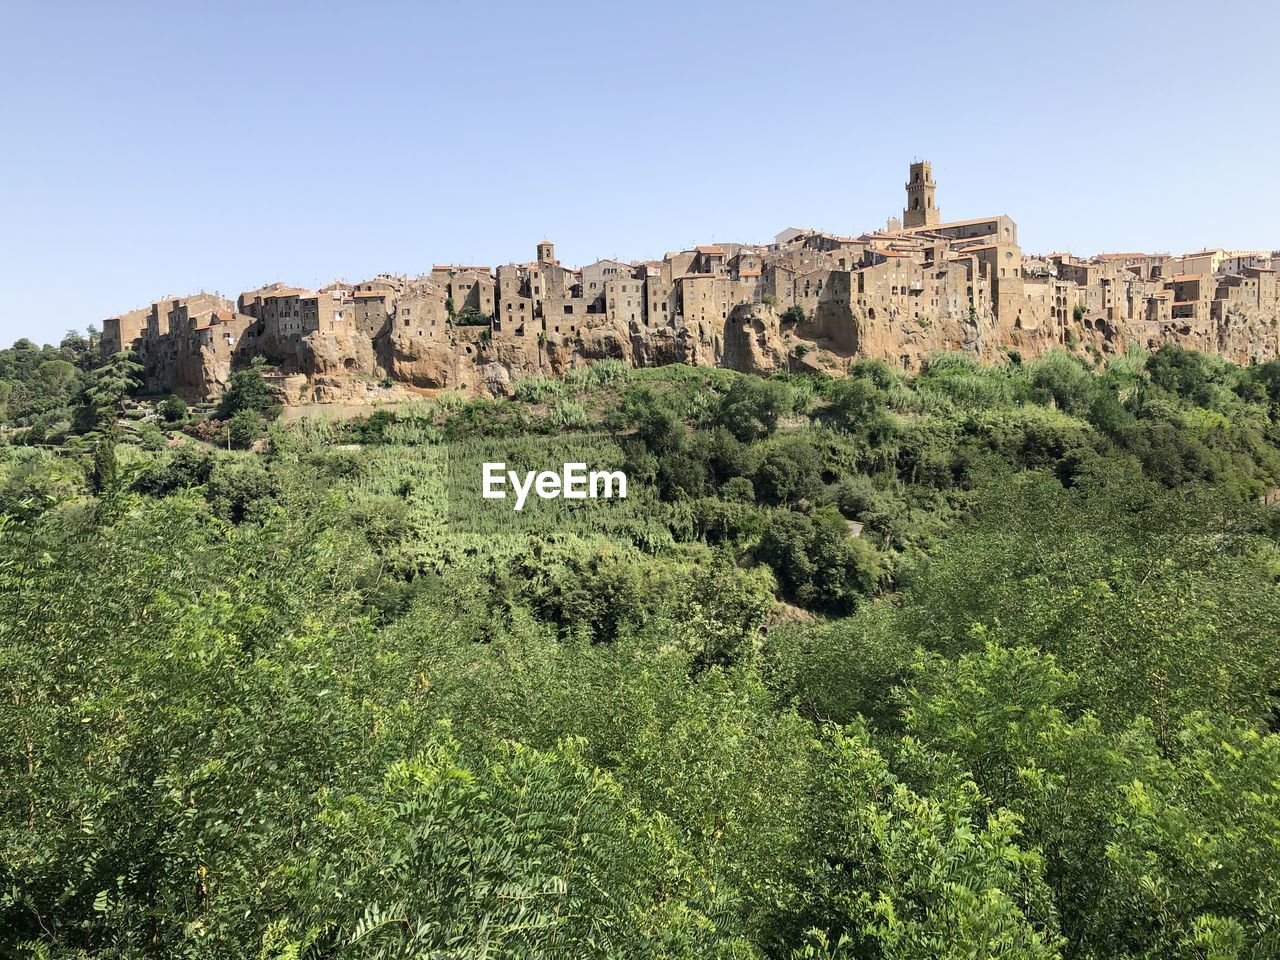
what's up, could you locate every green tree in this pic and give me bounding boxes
[785,725,1064,960]
[226,408,266,449]
[132,445,214,496]
[37,358,78,397]
[156,394,188,422]
[89,432,120,497]
[902,643,1280,959]
[1027,350,1095,415]
[896,471,1280,739]
[84,350,142,414]
[759,506,883,612]
[720,376,790,442]
[216,368,280,420]
[754,437,823,505]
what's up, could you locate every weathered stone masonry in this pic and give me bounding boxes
[102,163,1280,402]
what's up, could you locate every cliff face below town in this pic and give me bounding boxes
[345,307,788,400]
[186,304,800,404]
[147,294,1280,406]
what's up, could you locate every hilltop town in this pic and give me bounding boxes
[102,162,1280,402]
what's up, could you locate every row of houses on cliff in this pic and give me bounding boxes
[102,163,1280,400]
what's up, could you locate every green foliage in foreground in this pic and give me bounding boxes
[2,343,1280,958]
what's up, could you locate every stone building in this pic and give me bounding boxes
[103,161,1280,401]
[903,161,940,229]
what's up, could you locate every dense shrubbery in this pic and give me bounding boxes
[3,343,1280,957]
[215,367,281,421]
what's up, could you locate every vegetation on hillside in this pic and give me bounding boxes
[2,340,1279,958]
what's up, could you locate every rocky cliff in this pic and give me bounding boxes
[163,297,1280,405]
[126,277,1280,405]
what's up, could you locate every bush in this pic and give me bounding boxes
[204,458,279,522]
[133,445,214,495]
[183,416,226,445]
[216,369,280,420]
[452,309,490,326]
[720,476,755,503]
[753,437,823,505]
[156,394,187,422]
[513,375,567,404]
[227,408,266,449]
[344,408,394,444]
[136,423,166,451]
[719,377,790,442]
[758,506,885,612]
[1028,350,1095,415]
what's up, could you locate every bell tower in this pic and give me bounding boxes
[537,240,556,265]
[903,161,939,229]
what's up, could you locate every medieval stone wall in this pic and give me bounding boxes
[100,164,1280,404]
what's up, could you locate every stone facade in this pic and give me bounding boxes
[104,162,1280,401]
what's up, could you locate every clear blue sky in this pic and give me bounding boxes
[2,0,1277,345]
